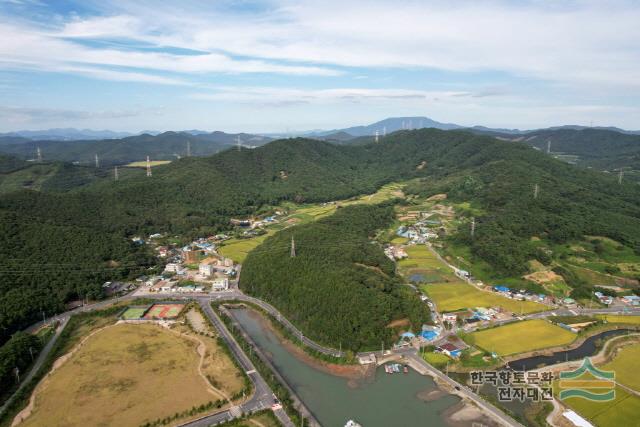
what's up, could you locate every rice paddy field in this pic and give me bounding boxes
[598,343,640,392]
[596,315,640,325]
[397,245,460,284]
[16,324,222,427]
[219,230,275,263]
[562,385,640,427]
[421,282,546,314]
[470,319,576,356]
[555,341,640,427]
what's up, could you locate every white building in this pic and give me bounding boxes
[164,263,185,274]
[211,278,229,292]
[199,263,215,277]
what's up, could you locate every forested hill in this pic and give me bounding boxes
[0,131,273,166]
[240,203,431,352]
[402,132,640,277]
[2,129,640,347]
[491,128,640,174]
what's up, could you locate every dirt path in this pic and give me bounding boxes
[166,327,231,402]
[249,419,266,427]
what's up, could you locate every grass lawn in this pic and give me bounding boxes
[120,306,149,320]
[422,282,546,314]
[599,343,640,392]
[597,315,640,325]
[219,231,275,263]
[18,324,231,427]
[470,320,576,356]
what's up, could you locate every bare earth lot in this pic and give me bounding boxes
[15,323,235,427]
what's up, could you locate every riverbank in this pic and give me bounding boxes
[242,308,375,384]
[503,324,640,364]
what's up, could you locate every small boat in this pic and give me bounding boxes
[393,363,400,373]
[345,420,362,427]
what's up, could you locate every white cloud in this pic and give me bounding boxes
[67,0,640,88]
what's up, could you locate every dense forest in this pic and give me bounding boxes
[2,128,639,349]
[402,131,640,285]
[488,128,640,175]
[240,203,431,351]
[0,332,42,404]
[0,131,272,166]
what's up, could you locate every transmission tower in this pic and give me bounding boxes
[290,236,296,258]
[236,135,241,152]
[146,156,152,177]
[375,130,379,143]
[36,146,42,162]
[95,154,99,168]
[546,139,551,154]
[534,184,539,199]
[114,166,119,181]
[187,140,191,157]
[383,126,387,136]
[618,170,624,185]
[470,217,476,237]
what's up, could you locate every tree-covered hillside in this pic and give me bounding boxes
[240,203,430,351]
[2,129,639,347]
[402,132,640,283]
[0,131,272,166]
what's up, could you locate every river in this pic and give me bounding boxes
[508,328,633,371]
[229,309,462,427]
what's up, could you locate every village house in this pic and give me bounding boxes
[211,278,229,292]
[164,263,186,275]
[438,343,462,358]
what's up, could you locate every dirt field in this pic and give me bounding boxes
[125,160,172,167]
[470,319,576,356]
[422,282,545,314]
[16,323,227,427]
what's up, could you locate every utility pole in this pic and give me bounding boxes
[375,130,379,143]
[29,346,34,362]
[290,236,296,258]
[534,184,539,199]
[36,146,42,162]
[95,153,99,168]
[187,140,191,157]
[470,217,476,238]
[618,170,623,185]
[146,156,152,177]
[14,367,20,383]
[114,166,119,181]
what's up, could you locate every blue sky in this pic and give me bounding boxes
[0,0,638,133]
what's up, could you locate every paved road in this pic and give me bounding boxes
[400,350,525,427]
[178,300,294,427]
[0,316,69,418]
[216,293,345,358]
